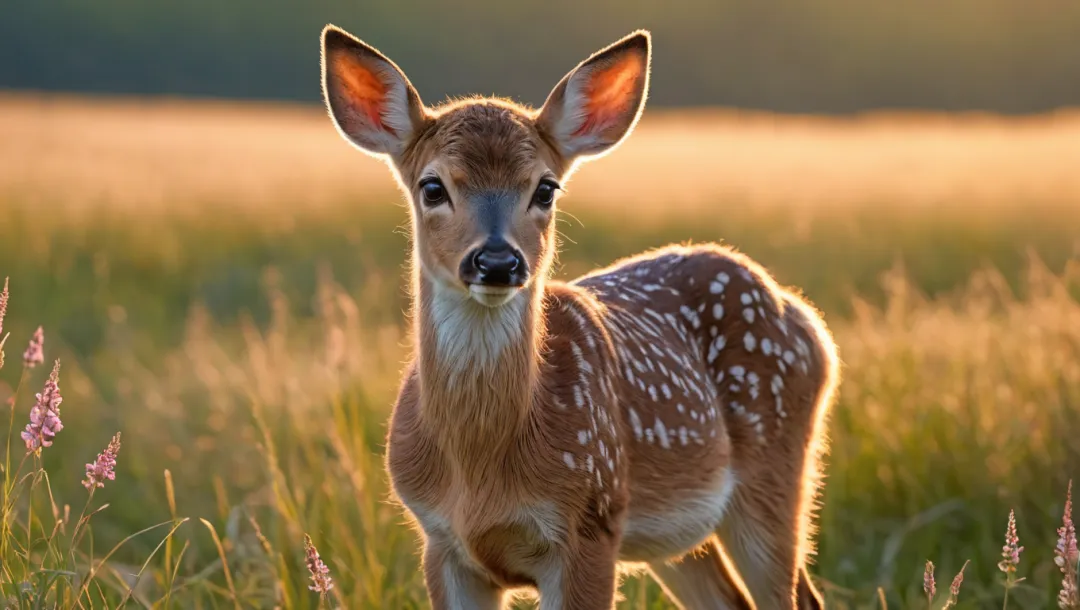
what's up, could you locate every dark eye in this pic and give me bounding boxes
[420,178,447,206]
[532,180,558,208]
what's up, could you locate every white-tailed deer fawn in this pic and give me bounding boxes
[321,24,839,610]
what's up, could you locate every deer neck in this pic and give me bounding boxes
[415,274,547,454]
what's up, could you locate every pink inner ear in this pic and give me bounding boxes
[332,52,396,136]
[573,54,643,137]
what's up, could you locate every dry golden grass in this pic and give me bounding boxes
[3,93,1079,220]
[1,93,1079,608]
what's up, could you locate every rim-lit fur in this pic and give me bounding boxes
[322,24,838,609]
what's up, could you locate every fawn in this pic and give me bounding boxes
[321,24,839,610]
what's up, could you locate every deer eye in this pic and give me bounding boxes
[419,178,448,206]
[532,180,558,209]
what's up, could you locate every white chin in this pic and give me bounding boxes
[468,284,521,307]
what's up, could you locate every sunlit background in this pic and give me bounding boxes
[1,1,1079,608]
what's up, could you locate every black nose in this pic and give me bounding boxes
[474,244,520,275]
[460,240,528,287]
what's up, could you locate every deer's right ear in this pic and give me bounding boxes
[321,25,426,158]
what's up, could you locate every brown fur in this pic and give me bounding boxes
[321,24,839,609]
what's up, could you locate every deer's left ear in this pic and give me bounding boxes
[537,30,651,163]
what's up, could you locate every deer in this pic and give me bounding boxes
[320,23,840,610]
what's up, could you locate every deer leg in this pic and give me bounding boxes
[714,469,823,610]
[423,541,505,610]
[647,537,754,610]
[538,531,620,610]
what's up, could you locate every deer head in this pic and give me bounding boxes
[321,26,651,307]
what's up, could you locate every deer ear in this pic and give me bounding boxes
[321,25,426,157]
[537,31,651,162]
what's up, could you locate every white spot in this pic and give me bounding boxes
[661,384,672,400]
[626,408,639,438]
[709,281,725,294]
[713,303,724,319]
[677,403,686,414]
[707,335,727,364]
[571,342,594,374]
[744,332,757,352]
[784,350,796,365]
[655,420,671,449]
[730,365,746,381]
[743,308,756,324]
[648,385,658,401]
[586,455,595,472]
[563,452,576,469]
[680,305,701,329]
[752,290,761,302]
[761,338,772,354]
[578,430,589,445]
[645,429,655,444]
[678,427,689,446]
[771,375,784,395]
[740,293,753,305]
[574,386,585,409]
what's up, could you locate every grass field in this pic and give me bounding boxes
[0,93,1078,608]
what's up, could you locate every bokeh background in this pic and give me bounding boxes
[1,1,1079,608]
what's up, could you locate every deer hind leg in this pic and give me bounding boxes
[647,537,754,609]
[714,445,825,610]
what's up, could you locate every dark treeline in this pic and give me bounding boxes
[2,0,1079,113]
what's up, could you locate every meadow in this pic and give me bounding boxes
[0,93,1079,608]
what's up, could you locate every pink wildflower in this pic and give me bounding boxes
[999,509,1024,575]
[304,534,334,595]
[23,326,44,368]
[924,560,936,601]
[20,360,63,452]
[1057,481,1079,609]
[83,432,121,491]
[942,560,969,609]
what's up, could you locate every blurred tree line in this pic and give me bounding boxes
[2,0,1079,113]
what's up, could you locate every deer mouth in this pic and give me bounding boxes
[467,283,522,307]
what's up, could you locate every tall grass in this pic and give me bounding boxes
[0,95,1078,608]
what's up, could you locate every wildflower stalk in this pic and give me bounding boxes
[1057,481,1079,609]
[70,433,122,566]
[0,364,29,571]
[304,534,334,599]
[942,560,969,610]
[924,560,936,610]
[999,509,1024,609]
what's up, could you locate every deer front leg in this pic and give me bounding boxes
[537,529,620,610]
[423,539,505,610]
